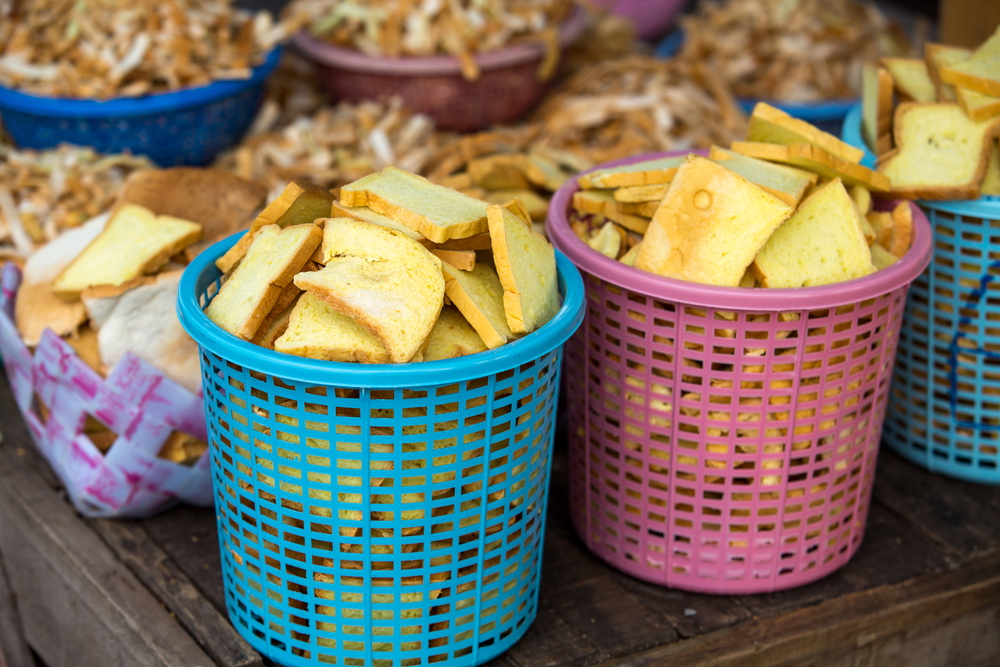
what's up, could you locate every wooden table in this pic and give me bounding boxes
[0,372,998,667]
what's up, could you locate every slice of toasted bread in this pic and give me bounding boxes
[709,146,818,206]
[256,298,298,350]
[926,43,971,102]
[467,155,532,189]
[251,281,303,345]
[298,218,444,363]
[488,205,560,334]
[867,210,894,248]
[215,181,334,274]
[274,292,389,363]
[730,142,891,191]
[441,262,515,349]
[15,280,87,346]
[340,167,489,244]
[329,201,432,247]
[587,221,622,259]
[430,249,475,271]
[617,200,659,217]
[23,212,108,286]
[620,243,642,267]
[423,306,488,361]
[889,202,914,257]
[435,233,493,251]
[52,204,201,300]
[752,179,875,288]
[882,57,937,103]
[877,102,1000,200]
[861,64,895,155]
[982,140,1000,196]
[869,243,900,270]
[571,190,651,234]
[635,155,793,287]
[747,102,865,164]
[955,86,1000,122]
[482,189,549,220]
[206,223,322,340]
[939,26,1000,98]
[577,156,685,189]
[613,184,669,203]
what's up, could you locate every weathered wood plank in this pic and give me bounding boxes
[91,519,262,667]
[0,546,36,667]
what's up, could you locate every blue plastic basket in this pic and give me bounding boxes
[177,233,585,667]
[656,30,856,136]
[842,103,1000,484]
[0,48,281,167]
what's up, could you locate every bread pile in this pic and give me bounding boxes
[14,168,266,463]
[863,26,1000,200]
[206,167,560,363]
[573,103,913,288]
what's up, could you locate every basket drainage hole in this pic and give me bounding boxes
[805,545,819,554]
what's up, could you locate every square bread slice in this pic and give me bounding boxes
[52,203,201,300]
[709,146,818,206]
[296,218,444,363]
[487,205,560,334]
[216,180,335,274]
[861,64,894,155]
[939,26,1000,97]
[274,292,389,363]
[441,262,515,349]
[340,166,489,244]
[751,179,875,288]
[205,223,322,341]
[877,102,1000,200]
[747,102,866,164]
[926,43,971,102]
[634,155,793,287]
[881,58,937,103]
[730,142,890,191]
[423,306,488,361]
[577,156,685,189]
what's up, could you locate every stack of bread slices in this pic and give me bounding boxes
[206,167,561,364]
[572,102,912,288]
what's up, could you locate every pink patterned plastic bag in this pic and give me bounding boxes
[0,262,212,518]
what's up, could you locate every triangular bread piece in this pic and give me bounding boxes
[925,43,971,102]
[939,26,1000,97]
[52,204,201,300]
[861,64,894,155]
[296,218,444,363]
[634,155,793,287]
[423,306,488,361]
[274,292,389,363]
[709,146,818,206]
[881,58,936,103]
[487,205,560,334]
[340,166,489,244]
[730,142,890,191]
[205,223,322,340]
[747,102,865,164]
[751,179,875,288]
[441,263,515,349]
[577,156,685,189]
[216,180,334,274]
[877,102,1000,200]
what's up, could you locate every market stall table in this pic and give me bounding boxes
[0,370,998,667]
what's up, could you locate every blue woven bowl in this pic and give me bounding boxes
[177,233,585,667]
[656,30,856,136]
[0,48,281,167]
[842,102,1000,484]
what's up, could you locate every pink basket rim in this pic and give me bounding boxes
[548,149,933,310]
[292,5,587,76]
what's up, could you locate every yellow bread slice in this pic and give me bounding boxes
[618,201,659,217]
[274,292,389,363]
[867,210,893,248]
[571,190,650,234]
[53,204,201,300]
[869,243,900,270]
[587,221,622,259]
[482,189,549,220]
[205,223,322,341]
[577,156,685,189]
[423,306,488,361]
[298,218,444,363]
[926,43,971,102]
[889,202,914,257]
[500,197,533,226]
[256,299,298,350]
[956,86,1000,122]
[982,141,1000,196]
[747,102,865,164]
[709,146,818,206]
[730,142,891,191]
[430,249,475,271]
[877,103,1000,200]
[441,262,514,349]
[751,179,875,288]
[251,281,303,345]
[939,26,1000,98]
[613,184,669,203]
[487,205,560,335]
[340,166,489,244]
[634,155,793,287]
[881,58,937,103]
[329,201,431,247]
[216,180,335,274]
[861,64,894,155]
[620,243,642,267]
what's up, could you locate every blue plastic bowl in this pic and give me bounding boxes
[656,30,856,136]
[0,48,281,167]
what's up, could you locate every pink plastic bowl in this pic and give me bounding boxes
[292,7,587,132]
[591,0,689,41]
[548,151,933,594]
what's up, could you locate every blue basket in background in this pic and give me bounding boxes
[656,30,856,136]
[177,234,586,667]
[842,103,1000,484]
[0,48,281,167]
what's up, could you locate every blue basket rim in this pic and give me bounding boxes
[841,102,1000,213]
[0,47,282,118]
[655,28,856,121]
[177,231,586,388]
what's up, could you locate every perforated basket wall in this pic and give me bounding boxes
[547,152,933,594]
[177,236,584,667]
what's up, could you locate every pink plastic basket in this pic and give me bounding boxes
[292,8,586,132]
[591,0,689,41]
[547,151,933,594]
